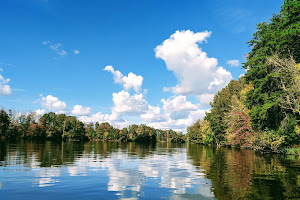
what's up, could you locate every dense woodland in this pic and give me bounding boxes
[0,109,185,143]
[187,0,300,154]
[0,1,299,154]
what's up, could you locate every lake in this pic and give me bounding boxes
[0,140,299,199]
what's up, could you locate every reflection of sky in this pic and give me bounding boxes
[34,167,61,187]
[0,147,214,199]
[93,148,214,198]
[138,151,214,197]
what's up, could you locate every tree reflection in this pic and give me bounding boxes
[187,144,300,199]
[0,140,299,199]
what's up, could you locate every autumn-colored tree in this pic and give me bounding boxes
[224,90,253,147]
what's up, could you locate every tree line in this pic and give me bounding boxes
[187,0,300,154]
[0,110,185,143]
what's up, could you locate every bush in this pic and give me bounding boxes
[249,130,285,153]
[282,147,300,155]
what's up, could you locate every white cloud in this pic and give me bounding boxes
[239,74,245,78]
[58,50,67,56]
[155,30,232,95]
[78,112,110,124]
[100,65,211,132]
[112,90,148,115]
[55,110,66,114]
[49,42,67,56]
[0,73,12,96]
[43,41,68,56]
[71,105,91,116]
[104,65,143,93]
[32,31,235,132]
[163,87,171,92]
[162,95,198,120]
[208,67,232,90]
[139,95,208,133]
[49,43,62,51]
[41,95,67,111]
[79,90,148,126]
[226,59,240,67]
[141,105,166,123]
[123,73,143,92]
[147,108,208,133]
[34,109,46,116]
[73,50,80,55]
[197,94,214,106]
[42,41,50,45]
[78,111,128,127]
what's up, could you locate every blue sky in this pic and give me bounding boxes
[0,0,283,132]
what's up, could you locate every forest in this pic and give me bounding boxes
[187,0,300,154]
[0,109,185,143]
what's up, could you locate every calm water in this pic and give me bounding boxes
[0,141,299,200]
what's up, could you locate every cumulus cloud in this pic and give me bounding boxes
[138,95,208,133]
[162,95,198,120]
[34,109,46,117]
[78,111,128,126]
[141,105,166,123]
[226,59,240,67]
[0,72,12,96]
[40,95,67,112]
[112,90,148,114]
[78,90,149,127]
[71,105,91,116]
[147,108,208,133]
[33,31,235,133]
[78,112,110,124]
[208,67,232,90]
[155,30,232,95]
[104,65,143,93]
[197,94,214,106]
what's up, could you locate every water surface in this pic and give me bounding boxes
[0,140,299,199]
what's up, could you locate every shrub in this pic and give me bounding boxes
[249,130,285,153]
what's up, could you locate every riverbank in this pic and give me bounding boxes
[187,140,300,156]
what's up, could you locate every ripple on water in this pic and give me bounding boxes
[0,141,299,200]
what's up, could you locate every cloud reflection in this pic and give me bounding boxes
[1,143,214,198]
[34,167,61,187]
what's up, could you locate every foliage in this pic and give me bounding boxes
[187,0,300,154]
[224,95,253,147]
[187,120,214,145]
[205,79,245,144]
[0,108,184,143]
[267,54,300,120]
[243,0,300,130]
[249,130,286,153]
[0,109,10,137]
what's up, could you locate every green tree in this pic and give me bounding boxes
[243,0,300,131]
[0,109,10,137]
[205,79,245,145]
